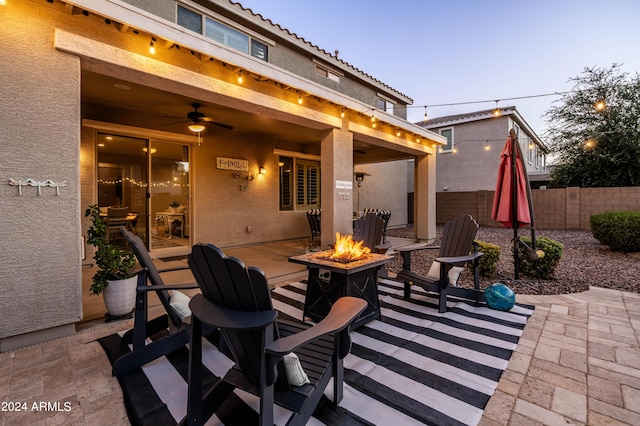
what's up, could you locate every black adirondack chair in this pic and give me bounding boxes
[186,243,367,426]
[363,208,392,242]
[306,209,321,243]
[353,212,388,253]
[395,214,485,313]
[111,226,201,376]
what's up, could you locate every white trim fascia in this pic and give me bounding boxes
[82,119,198,143]
[273,149,321,162]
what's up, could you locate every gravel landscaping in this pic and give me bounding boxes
[385,225,640,295]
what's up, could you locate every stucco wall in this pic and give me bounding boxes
[193,134,314,247]
[434,118,509,192]
[354,161,409,228]
[0,2,82,340]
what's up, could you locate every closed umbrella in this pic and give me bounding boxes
[492,129,537,279]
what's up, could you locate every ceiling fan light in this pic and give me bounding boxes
[188,123,205,133]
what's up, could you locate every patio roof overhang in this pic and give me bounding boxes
[54,0,443,163]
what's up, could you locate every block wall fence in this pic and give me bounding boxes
[435,187,640,231]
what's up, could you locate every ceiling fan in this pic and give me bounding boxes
[164,102,233,132]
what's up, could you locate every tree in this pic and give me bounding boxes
[544,64,640,188]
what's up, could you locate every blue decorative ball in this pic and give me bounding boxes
[484,283,516,311]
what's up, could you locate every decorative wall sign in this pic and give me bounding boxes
[335,180,353,189]
[9,178,67,196]
[216,157,249,171]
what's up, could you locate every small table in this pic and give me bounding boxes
[155,211,184,239]
[289,250,393,328]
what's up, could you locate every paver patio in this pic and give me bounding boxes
[1,240,639,425]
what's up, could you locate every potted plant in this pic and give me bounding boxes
[169,200,180,213]
[85,204,137,318]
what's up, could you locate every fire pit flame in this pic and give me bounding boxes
[330,232,370,263]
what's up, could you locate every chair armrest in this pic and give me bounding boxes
[266,297,367,356]
[156,264,190,273]
[189,294,278,330]
[395,243,439,253]
[435,251,484,265]
[136,282,200,292]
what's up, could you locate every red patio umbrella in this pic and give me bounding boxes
[492,129,537,279]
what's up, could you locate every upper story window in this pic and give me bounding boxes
[177,4,268,61]
[439,127,454,152]
[528,140,535,164]
[315,64,340,83]
[377,97,394,114]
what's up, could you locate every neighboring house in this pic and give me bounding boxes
[1,0,444,350]
[417,106,548,192]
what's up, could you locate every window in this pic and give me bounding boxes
[439,128,454,152]
[535,147,541,168]
[528,140,534,164]
[315,64,340,82]
[279,156,320,211]
[177,4,268,61]
[178,5,202,33]
[206,18,249,53]
[377,97,394,114]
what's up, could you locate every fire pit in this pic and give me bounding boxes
[289,234,393,328]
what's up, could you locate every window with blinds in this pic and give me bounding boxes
[177,4,269,61]
[279,156,320,211]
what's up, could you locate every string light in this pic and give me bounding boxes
[238,69,243,84]
[423,106,428,121]
[484,141,490,151]
[493,100,501,117]
[595,100,606,111]
[297,91,302,104]
[149,38,156,55]
[341,108,345,118]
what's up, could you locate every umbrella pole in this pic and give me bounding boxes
[510,130,520,280]
[513,132,538,252]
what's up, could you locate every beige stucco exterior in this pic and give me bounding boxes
[0,0,443,350]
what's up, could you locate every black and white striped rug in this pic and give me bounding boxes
[100,279,534,425]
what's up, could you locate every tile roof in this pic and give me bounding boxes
[416,106,517,127]
[227,1,413,103]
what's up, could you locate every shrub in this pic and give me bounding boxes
[591,211,640,252]
[474,240,501,278]
[515,236,563,279]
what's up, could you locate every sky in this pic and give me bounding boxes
[236,0,640,138]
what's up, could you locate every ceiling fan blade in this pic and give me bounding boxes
[162,119,189,126]
[209,122,234,130]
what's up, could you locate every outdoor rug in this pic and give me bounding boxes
[99,278,534,425]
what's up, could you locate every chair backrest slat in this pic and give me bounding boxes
[120,226,182,326]
[189,243,278,388]
[438,215,478,260]
[353,213,384,249]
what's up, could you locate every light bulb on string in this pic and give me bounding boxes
[493,100,501,117]
[238,70,243,84]
[149,38,156,55]
[423,106,428,121]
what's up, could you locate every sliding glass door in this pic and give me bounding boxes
[97,133,190,251]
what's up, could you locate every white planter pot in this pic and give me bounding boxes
[103,276,137,317]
